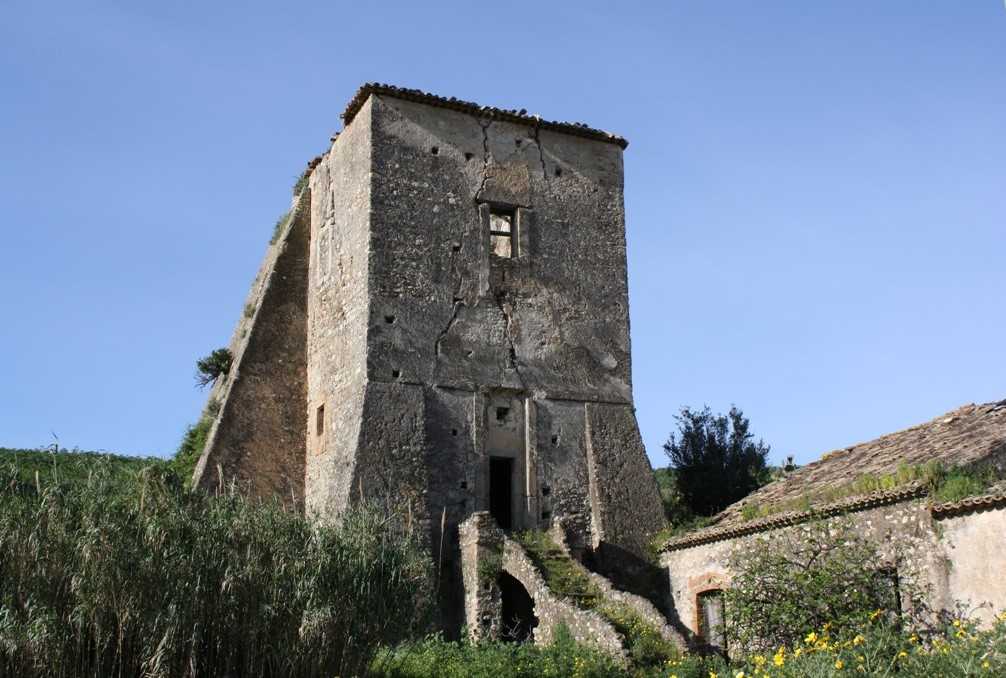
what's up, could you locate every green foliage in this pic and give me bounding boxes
[293,169,310,196]
[0,458,433,677]
[727,612,1006,677]
[934,467,996,503]
[739,462,1000,521]
[172,411,214,481]
[244,302,256,318]
[476,550,503,585]
[195,347,232,387]
[515,531,601,608]
[0,447,165,485]
[271,210,291,245]
[515,531,680,670]
[663,405,771,517]
[597,602,678,669]
[371,629,628,678]
[723,519,905,654]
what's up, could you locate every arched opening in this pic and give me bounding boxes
[498,572,537,642]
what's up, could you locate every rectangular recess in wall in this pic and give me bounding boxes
[316,404,325,436]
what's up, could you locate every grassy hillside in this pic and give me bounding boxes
[0,447,167,485]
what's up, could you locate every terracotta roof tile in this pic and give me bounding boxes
[714,399,1006,527]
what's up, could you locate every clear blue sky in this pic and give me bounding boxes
[2,1,1004,468]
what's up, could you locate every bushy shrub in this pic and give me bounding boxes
[0,458,433,677]
[724,519,905,653]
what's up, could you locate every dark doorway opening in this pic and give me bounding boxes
[498,572,537,642]
[489,457,513,529]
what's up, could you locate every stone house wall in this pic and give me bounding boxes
[661,496,1006,644]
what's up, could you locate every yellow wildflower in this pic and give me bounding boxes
[709,672,717,678]
[804,631,818,644]
[753,655,766,667]
[835,659,844,670]
[793,647,803,658]
[983,660,991,670]
[773,650,785,667]
[869,609,883,621]
[909,634,918,644]
[735,672,745,678]
[852,634,865,646]
[897,651,908,659]
[953,619,962,628]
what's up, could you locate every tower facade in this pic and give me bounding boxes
[193,84,665,628]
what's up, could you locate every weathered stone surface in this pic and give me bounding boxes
[194,84,666,636]
[192,190,309,505]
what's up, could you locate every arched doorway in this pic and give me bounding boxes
[498,572,537,642]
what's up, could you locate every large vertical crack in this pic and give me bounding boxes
[494,290,526,388]
[532,117,551,197]
[474,118,493,202]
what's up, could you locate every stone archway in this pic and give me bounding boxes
[498,571,538,642]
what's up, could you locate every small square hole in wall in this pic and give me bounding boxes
[316,404,325,436]
[430,146,439,155]
[392,369,401,379]
[551,435,559,446]
[541,510,551,521]
[541,485,551,497]
[554,166,562,177]
[384,314,396,324]
[459,480,468,489]
[451,428,458,437]
[464,152,474,161]
[495,407,510,422]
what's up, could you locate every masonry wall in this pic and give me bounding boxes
[353,93,663,560]
[193,190,309,503]
[937,505,1006,626]
[305,98,373,518]
[661,500,947,644]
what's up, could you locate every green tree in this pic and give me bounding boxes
[663,405,770,517]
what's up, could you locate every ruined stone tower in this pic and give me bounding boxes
[192,84,666,634]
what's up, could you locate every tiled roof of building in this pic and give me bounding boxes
[931,491,1006,518]
[715,399,1006,526]
[662,399,1006,552]
[339,83,629,149]
[663,483,928,552]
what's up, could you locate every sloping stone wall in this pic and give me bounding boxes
[193,189,309,505]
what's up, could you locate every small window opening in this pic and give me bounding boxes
[392,369,401,379]
[464,152,474,161]
[384,314,396,324]
[459,480,468,489]
[697,589,727,652]
[541,510,551,521]
[315,404,325,436]
[550,435,559,446]
[554,166,562,177]
[515,138,522,147]
[541,485,551,497]
[430,146,439,155]
[489,208,515,258]
[495,407,510,422]
[451,428,459,436]
[451,242,461,252]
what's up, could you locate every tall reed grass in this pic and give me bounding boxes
[0,456,433,677]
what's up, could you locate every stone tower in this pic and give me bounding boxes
[192,84,666,631]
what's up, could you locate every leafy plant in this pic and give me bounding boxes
[195,348,232,387]
[723,518,906,654]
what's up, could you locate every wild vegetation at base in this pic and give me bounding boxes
[0,456,433,678]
